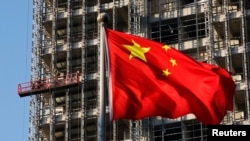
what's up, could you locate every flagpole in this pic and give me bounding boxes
[97,13,109,141]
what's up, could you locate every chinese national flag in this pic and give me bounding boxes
[106,28,235,125]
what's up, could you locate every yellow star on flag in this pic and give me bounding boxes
[163,68,171,77]
[170,58,177,66]
[162,45,171,51]
[123,40,150,62]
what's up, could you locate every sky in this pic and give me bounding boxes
[0,0,32,141]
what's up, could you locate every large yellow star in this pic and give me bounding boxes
[170,58,177,66]
[123,40,150,62]
[163,68,171,77]
[162,45,171,51]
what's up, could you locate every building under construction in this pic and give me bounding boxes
[18,0,250,140]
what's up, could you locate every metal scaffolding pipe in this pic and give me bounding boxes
[240,0,250,120]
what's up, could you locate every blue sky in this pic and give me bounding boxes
[0,0,32,141]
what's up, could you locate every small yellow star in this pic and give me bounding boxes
[163,68,171,77]
[170,58,177,66]
[123,40,150,62]
[162,45,171,51]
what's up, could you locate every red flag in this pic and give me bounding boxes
[106,28,235,125]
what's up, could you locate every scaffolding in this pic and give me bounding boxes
[18,0,250,140]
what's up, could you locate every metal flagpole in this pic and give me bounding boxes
[97,13,109,141]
